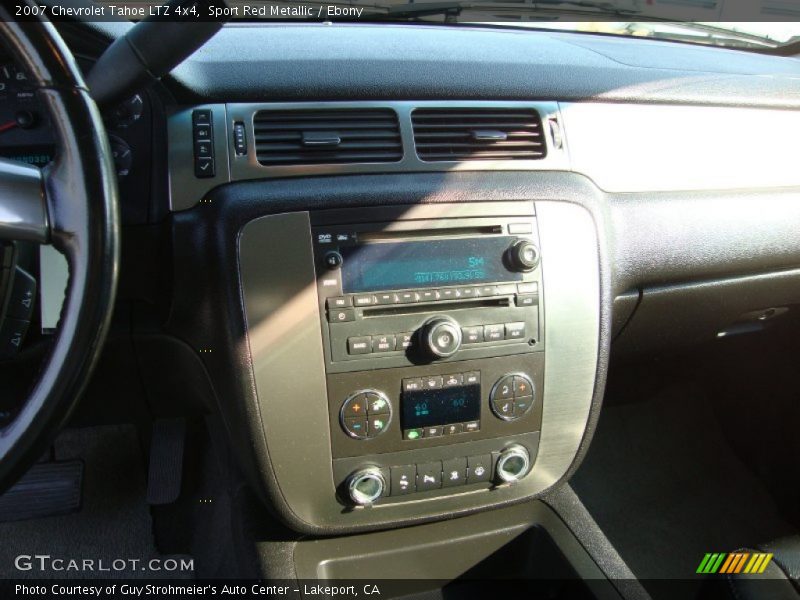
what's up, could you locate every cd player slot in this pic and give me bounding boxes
[363,297,510,317]
[358,225,502,242]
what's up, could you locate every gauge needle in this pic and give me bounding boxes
[0,121,18,134]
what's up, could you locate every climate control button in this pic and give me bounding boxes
[340,390,392,439]
[490,374,535,421]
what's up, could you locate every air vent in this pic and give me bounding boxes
[253,109,402,166]
[412,108,547,162]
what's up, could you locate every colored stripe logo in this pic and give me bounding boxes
[697,553,773,574]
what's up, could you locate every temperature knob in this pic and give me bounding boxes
[420,316,462,359]
[506,239,540,272]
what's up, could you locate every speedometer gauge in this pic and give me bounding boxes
[0,59,56,166]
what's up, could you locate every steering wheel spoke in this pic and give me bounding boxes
[0,157,49,244]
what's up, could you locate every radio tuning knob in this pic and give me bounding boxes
[420,316,462,359]
[346,467,386,506]
[507,240,540,272]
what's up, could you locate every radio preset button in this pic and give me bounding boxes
[376,292,399,305]
[505,322,526,340]
[329,308,355,323]
[398,291,420,303]
[439,288,458,300]
[458,287,475,298]
[484,324,504,342]
[347,336,372,354]
[373,334,396,352]
[462,326,484,344]
[353,294,376,307]
[419,290,439,302]
[474,285,497,296]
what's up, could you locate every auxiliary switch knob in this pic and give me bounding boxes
[420,316,462,359]
[347,467,386,506]
[496,445,531,484]
[506,239,540,272]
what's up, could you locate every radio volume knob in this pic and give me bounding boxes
[420,317,462,359]
[507,240,540,272]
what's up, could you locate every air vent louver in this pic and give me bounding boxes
[253,109,402,166]
[412,108,547,162]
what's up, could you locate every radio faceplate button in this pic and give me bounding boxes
[391,465,417,495]
[372,334,396,352]
[327,296,352,309]
[398,291,420,303]
[343,418,368,439]
[342,394,368,418]
[484,324,504,342]
[462,326,484,344]
[329,308,355,323]
[417,462,443,491]
[467,455,493,483]
[442,457,467,487]
[398,333,414,350]
[403,378,424,392]
[353,294,376,307]
[419,290,439,302]
[375,292,399,305]
[443,423,463,435]
[423,375,443,390]
[443,373,463,387]
[505,322,526,340]
[515,294,537,307]
[474,285,497,296]
[347,336,372,354]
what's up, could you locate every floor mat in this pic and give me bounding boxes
[571,384,796,586]
[0,424,193,579]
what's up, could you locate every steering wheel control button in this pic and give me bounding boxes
[491,374,535,421]
[442,457,467,488]
[347,468,386,506]
[0,318,30,359]
[496,445,531,484]
[343,418,368,439]
[467,455,493,484]
[391,465,416,495]
[7,267,36,321]
[192,110,215,179]
[416,461,443,491]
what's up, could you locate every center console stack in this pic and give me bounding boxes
[238,199,599,533]
[312,213,545,506]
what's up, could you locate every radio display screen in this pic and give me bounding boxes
[340,236,521,293]
[401,385,481,430]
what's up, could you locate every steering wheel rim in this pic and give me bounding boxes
[0,14,119,491]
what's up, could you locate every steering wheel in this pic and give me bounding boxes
[0,15,119,491]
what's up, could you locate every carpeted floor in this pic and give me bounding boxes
[571,382,796,587]
[0,425,192,579]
